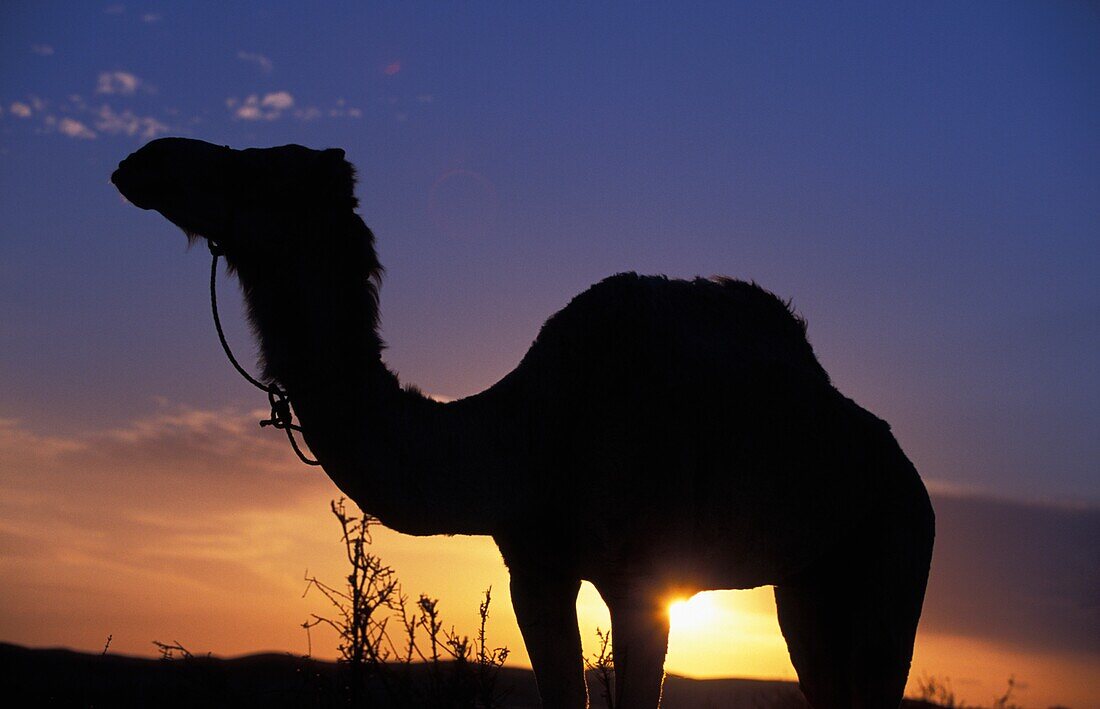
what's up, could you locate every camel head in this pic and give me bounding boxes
[113,137,383,384]
[112,137,357,252]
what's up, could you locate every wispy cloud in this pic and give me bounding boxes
[96,70,141,95]
[5,71,367,140]
[0,406,359,657]
[227,91,295,121]
[920,492,1100,656]
[327,98,362,119]
[103,3,124,14]
[262,91,293,110]
[294,106,322,122]
[3,91,172,141]
[277,98,363,121]
[237,50,273,74]
[31,44,54,56]
[94,104,169,139]
[142,12,161,23]
[0,406,312,513]
[57,117,96,139]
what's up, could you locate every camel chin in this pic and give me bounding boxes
[110,168,159,211]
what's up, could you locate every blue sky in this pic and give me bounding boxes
[3,1,1096,503]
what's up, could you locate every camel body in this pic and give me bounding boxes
[112,138,934,709]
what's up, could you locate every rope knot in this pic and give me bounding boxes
[209,249,320,466]
[261,391,294,430]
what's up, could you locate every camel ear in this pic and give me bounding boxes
[320,149,346,174]
[316,148,356,205]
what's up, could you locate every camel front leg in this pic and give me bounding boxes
[509,569,588,708]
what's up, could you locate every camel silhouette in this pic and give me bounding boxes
[112,138,935,709]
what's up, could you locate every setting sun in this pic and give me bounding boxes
[668,594,721,632]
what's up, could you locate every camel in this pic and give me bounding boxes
[111,137,935,709]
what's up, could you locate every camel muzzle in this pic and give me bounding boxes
[111,157,160,210]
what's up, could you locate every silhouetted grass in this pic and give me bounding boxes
[297,498,512,707]
[584,626,615,709]
[911,674,1032,709]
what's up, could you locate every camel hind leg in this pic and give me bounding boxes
[775,476,934,708]
[595,582,671,709]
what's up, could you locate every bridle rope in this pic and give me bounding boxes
[207,241,321,466]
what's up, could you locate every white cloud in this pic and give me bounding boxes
[142,12,161,23]
[237,50,273,73]
[103,3,125,14]
[58,117,96,139]
[31,44,54,56]
[261,91,293,110]
[3,92,176,141]
[94,104,169,139]
[228,93,363,123]
[236,103,262,120]
[229,95,263,120]
[96,71,140,95]
[229,91,294,121]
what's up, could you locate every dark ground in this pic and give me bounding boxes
[0,642,942,708]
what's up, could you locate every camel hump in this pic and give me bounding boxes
[523,272,830,391]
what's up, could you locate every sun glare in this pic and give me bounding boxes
[667,593,720,631]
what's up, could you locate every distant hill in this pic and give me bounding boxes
[0,642,940,708]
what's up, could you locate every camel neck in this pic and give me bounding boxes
[230,210,501,536]
[288,361,507,537]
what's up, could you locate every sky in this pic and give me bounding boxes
[0,2,1097,707]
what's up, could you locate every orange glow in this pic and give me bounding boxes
[0,408,1094,709]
